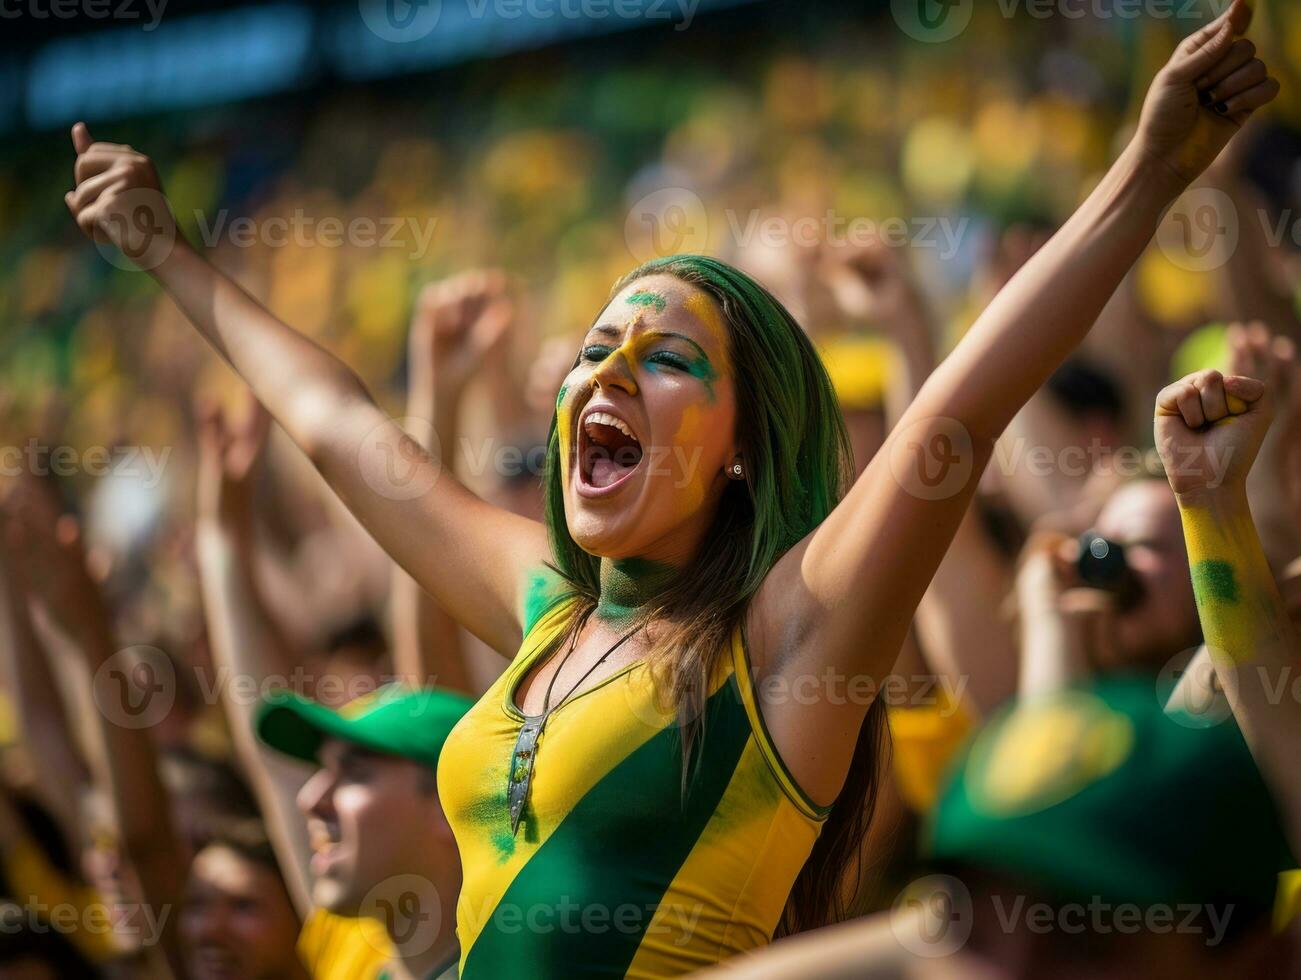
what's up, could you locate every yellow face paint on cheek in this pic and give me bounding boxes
[683,291,730,370]
[667,403,709,519]
[556,381,575,486]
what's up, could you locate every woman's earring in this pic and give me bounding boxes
[729,462,744,479]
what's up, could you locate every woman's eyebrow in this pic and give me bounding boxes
[584,325,713,365]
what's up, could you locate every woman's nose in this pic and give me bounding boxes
[591,346,638,395]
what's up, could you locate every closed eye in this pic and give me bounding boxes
[581,344,615,363]
[648,350,691,371]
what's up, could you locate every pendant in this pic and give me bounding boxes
[508,716,544,836]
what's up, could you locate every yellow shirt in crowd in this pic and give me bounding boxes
[297,910,393,980]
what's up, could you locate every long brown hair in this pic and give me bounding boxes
[541,254,890,932]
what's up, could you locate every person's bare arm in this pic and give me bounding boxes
[193,398,313,916]
[822,239,1016,714]
[9,483,187,978]
[1164,644,1231,724]
[1156,368,1301,854]
[1207,134,1301,342]
[753,1,1281,803]
[391,272,513,689]
[65,126,548,657]
[0,526,90,841]
[1228,322,1301,570]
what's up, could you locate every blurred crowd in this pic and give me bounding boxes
[1,0,1300,976]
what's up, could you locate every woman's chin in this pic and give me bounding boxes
[565,509,647,560]
[567,523,627,558]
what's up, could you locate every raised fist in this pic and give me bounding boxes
[65,122,178,271]
[1155,369,1271,496]
[1135,0,1280,188]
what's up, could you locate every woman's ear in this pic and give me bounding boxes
[726,456,746,481]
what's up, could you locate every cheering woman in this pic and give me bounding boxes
[66,4,1277,976]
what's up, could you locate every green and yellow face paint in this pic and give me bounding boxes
[556,290,726,488]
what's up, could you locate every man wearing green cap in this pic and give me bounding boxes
[255,685,472,980]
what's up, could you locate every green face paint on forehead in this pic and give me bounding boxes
[626,290,668,314]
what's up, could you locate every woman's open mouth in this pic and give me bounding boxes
[577,409,644,496]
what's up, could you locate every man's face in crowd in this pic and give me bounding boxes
[296,738,451,913]
[1093,480,1201,670]
[181,844,303,980]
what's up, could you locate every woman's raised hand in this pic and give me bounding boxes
[1134,0,1279,188]
[65,122,179,271]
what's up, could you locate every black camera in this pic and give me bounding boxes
[1075,531,1144,610]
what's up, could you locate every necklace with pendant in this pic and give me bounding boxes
[507,618,640,835]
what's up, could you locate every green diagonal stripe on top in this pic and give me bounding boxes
[460,677,752,978]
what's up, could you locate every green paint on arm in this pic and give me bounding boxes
[627,290,667,314]
[1192,560,1240,605]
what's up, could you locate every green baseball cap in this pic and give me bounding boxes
[926,676,1294,920]
[255,684,474,772]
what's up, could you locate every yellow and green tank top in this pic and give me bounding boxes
[437,597,829,978]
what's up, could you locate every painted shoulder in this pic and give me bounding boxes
[520,564,573,636]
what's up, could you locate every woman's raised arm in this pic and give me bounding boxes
[65,124,549,656]
[754,0,1281,803]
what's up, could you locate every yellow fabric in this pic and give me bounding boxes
[0,691,17,745]
[888,692,973,813]
[1276,870,1301,933]
[3,836,122,964]
[437,598,826,978]
[818,335,897,410]
[297,910,392,980]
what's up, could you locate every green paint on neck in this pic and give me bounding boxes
[597,558,675,621]
[1192,559,1240,605]
[627,290,667,314]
